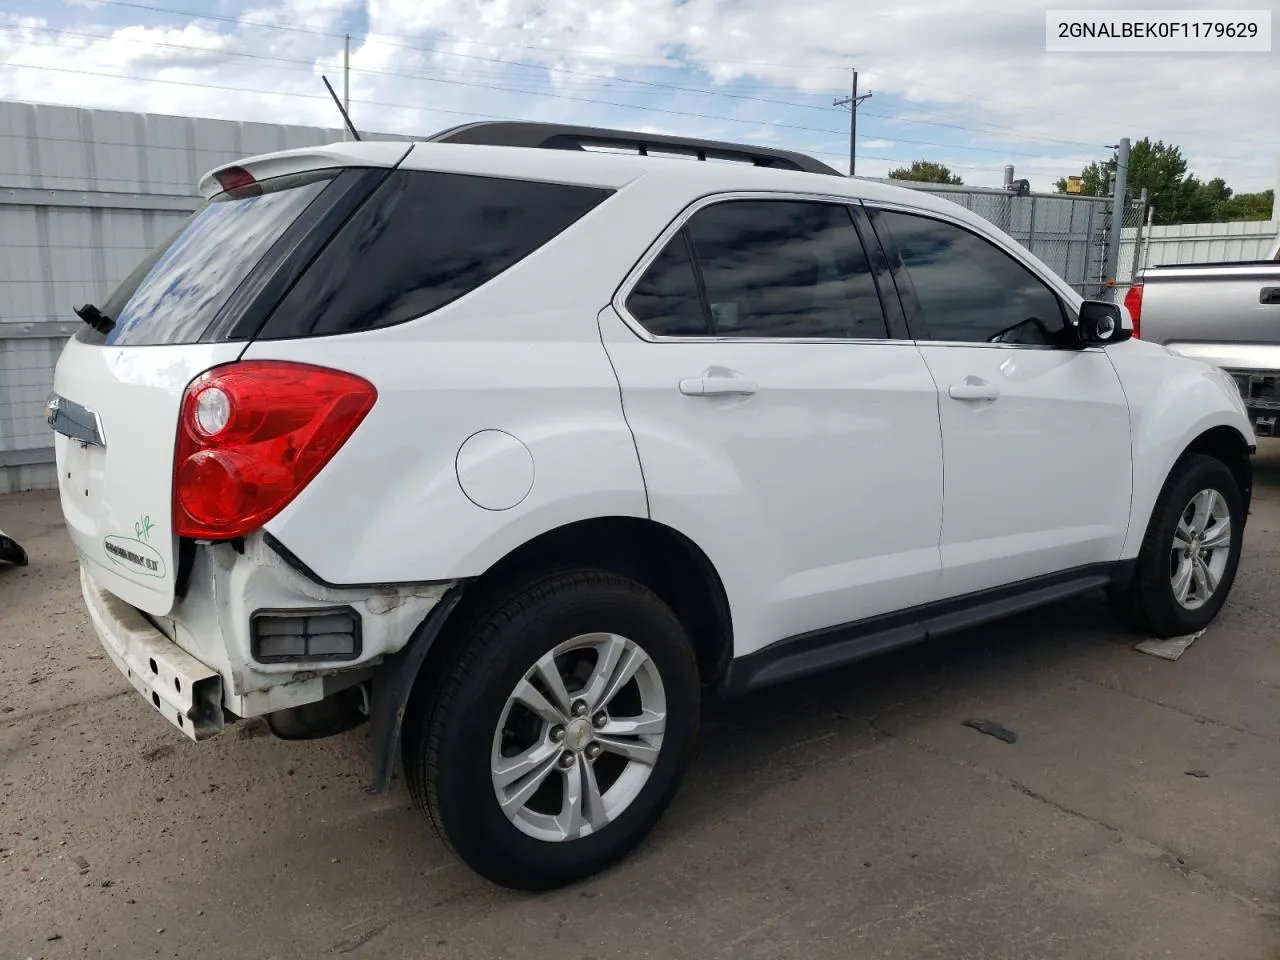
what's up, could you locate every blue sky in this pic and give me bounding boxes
[0,0,1275,193]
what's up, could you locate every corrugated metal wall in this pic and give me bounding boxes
[1120,219,1279,273]
[0,98,408,493]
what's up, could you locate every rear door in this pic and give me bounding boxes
[864,204,1132,600]
[601,195,945,655]
[50,165,371,616]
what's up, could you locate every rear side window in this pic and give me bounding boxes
[625,199,888,339]
[78,171,335,346]
[257,171,612,339]
[625,232,709,337]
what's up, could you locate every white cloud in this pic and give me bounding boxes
[0,0,1274,194]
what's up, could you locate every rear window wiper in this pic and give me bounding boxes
[74,303,115,334]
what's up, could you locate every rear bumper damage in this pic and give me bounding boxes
[82,567,224,740]
[79,534,457,738]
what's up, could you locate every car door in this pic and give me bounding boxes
[598,195,946,659]
[863,203,1133,600]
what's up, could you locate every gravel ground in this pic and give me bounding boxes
[3,448,1280,959]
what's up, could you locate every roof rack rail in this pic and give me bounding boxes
[424,121,843,177]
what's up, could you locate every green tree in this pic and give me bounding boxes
[1054,138,1230,224]
[1217,190,1274,221]
[888,160,963,185]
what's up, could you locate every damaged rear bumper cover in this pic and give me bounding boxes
[82,566,224,740]
[80,534,457,743]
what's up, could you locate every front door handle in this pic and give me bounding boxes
[948,379,1000,402]
[679,375,757,397]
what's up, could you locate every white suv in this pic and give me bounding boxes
[49,122,1254,890]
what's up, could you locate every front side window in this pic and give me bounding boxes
[873,210,1067,346]
[625,199,888,340]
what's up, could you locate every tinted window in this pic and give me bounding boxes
[260,170,611,338]
[78,171,335,346]
[625,232,709,336]
[686,200,887,339]
[875,210,1066,346]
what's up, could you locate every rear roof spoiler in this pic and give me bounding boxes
[424,121,844,177]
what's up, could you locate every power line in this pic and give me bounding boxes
[87,0,858,70]
[0,66,513,125]
[858,109,1102,150]
[68,0,1279,155]
[0,56,853,142]
[53,1,1134,142]
[0,67,1065,182]
[2,30,1122,159]
[0,11,1126,152]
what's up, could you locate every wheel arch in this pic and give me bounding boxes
[367,516,733,795]
[1124,418,1255,562]
[1181,424,1254,515]
[449,516,735,687]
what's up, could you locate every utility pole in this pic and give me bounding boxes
[342,34,351,141]
[833,69,872,177]
[1103,136,1131,297]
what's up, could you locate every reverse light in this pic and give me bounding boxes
[192,385,231,436]
[1123,283,1143,339]
[174,361,377,540]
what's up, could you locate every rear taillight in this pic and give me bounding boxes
[174,361,376,540]
[1123,283,1143,339]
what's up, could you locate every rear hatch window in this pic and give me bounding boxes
[77,170,336,347]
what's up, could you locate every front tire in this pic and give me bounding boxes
[403,569,700,890]
[1110,454,1244,637]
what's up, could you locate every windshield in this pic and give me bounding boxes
[77,170,335,346]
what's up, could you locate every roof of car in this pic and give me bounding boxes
[203,135,984,230]
[395,139,985,225]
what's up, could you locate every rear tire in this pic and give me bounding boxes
[403,568,700,890]
[1109,454,1244,637]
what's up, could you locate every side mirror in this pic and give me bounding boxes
[1073,300,1132,347]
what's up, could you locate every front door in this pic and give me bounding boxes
[600,196,946,658]
[865,205,1133,600]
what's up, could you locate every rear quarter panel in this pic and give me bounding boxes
[242,175,695,585]
[1107,339,1254,559]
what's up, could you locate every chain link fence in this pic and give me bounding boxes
[1115,198,1153,286]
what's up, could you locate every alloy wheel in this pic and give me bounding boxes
[1169,487,1232,611]
[490,632,667,842]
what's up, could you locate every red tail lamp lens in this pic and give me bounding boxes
[1123,283,1143,339]
[174,361,376,540]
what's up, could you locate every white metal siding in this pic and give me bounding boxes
[0,98,409,492]
[1122,219,1280,276]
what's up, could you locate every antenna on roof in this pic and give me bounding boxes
[321,75,361,142]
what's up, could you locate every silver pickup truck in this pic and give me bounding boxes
[1130,235,1280,436]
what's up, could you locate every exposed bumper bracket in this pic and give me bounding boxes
[81,568,225,740]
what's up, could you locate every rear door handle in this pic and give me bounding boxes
[1261,287,1280,305]
[948,379,1000,402]
[679,375,757,397]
